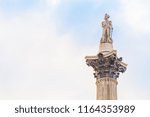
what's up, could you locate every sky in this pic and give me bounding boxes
[0,0,150,100]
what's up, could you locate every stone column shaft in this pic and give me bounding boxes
[96,78,117,100]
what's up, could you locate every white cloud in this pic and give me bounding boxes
[0,8,96,99]
[119,0,150,34]
[45,0,60,7]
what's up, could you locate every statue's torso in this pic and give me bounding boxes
[102,20,112,29]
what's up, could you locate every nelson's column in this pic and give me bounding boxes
[85,14,127,100]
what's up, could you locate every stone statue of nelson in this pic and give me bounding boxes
[101,14,113,43]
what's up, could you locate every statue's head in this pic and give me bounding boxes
[104,13,110,20]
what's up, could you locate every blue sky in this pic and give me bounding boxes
[0,0,149,99]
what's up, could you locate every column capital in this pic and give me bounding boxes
[85,51,127,79]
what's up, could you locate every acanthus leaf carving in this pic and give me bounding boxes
[86,53,126,79]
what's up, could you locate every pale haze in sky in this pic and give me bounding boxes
[0,0,149,99]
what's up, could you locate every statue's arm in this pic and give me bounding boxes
[109,21,113,29]
[102,21,105,28]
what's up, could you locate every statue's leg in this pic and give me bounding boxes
[105,29,108,42]
[101,30,105,42]
[107,29,111,42]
